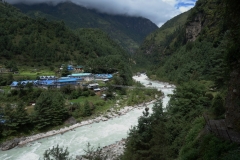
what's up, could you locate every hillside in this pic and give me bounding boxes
[135,0,225,83]
[121,0,240,159]
[0,1,131,74]
[133,11,190,69]
[14,2,158,53]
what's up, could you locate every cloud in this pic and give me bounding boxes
[5,0,196,27]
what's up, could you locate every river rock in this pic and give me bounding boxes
[64,116,77,125]
[1,138,23,151]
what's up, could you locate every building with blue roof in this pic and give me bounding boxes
[38,77,80,89]
[9,73,112,90]
[38,79,55,89]
[55,77,79,88]
[10,80,39,89]
[68,73,94,81]
[94,74,113,80]
[60,64,74,71]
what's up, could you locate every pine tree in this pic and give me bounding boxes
[43,145,71,160]
[83,100,92,117]
[34,91,68,130]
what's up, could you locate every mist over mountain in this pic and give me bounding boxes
[14,1,158,53]
[6,0,190,27]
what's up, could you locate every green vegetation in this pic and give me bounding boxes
[43,145,71,160]
[133,11,189,71]
[1,0,240,159]
[0,1,132,77]
[0,0,137,143]
[14,2,158,53]
[122,81,239,160]
[121,0,240,159]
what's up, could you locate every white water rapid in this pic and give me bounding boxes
[0,74,174,160]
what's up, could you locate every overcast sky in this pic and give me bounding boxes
[5,0,197,27]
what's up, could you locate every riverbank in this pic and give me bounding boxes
[76,139,126,160]
[0,100,157,151]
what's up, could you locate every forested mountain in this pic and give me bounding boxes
[0,1,136,143]
[137,11,190,64]
[135,0,226,84]
[121,0,240,159]
[14,2,158,53]
[0,1,132,75]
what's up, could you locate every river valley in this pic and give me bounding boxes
[0,74,174,160]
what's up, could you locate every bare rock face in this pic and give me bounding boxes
[186,14,202,42]
[225,69,240,131]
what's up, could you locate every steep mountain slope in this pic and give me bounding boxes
[0,1,130,73]
[14,2,158,53]
[133,11,189,69]
[135,0,225,83]
[122,0,240,159]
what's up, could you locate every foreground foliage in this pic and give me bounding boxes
[122,81,239,160]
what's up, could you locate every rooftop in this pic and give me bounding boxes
[69,73,92,76]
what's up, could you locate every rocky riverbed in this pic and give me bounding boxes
[0,100,156,151]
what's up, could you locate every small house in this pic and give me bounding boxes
[94,74,113,80]
[55,77,79,88]
[38,79,55,89]
[74,66,84,72]
[87,83,99,89]
[68,73,94,82]
[39,75,57,80]
[10,80,39,89]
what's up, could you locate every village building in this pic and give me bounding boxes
[10,80,39,90]
[38,79,56,89]
[38,77,80,89]
[94,74,113,80]
[60,64,74,71]
[68,73,94,81]
[9,73,111,91]
[74,66,84,73]
[55,77,79,88]
[87,83,99,89]
[39,75,57,80]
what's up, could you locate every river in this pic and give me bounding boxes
[0,74,174,160]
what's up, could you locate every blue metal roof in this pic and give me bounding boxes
[10,81,18,87]
[38,80,55,85]
[10,80,39,87]
[94,74,113,79]
[69,73,92,77]
[57,78,78,83]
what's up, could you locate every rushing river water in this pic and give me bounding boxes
[0,74,174,160]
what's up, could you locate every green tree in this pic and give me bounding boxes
[15,102,29,130]
[123,100,167,160]
[83,100,92,117]
[34,91,69,130]
[25,82,33,92]
[211,94,225,118]
[165,81,210,158]
[61,65,71,77]
[2,104,17,137]
[43,145,72,160]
